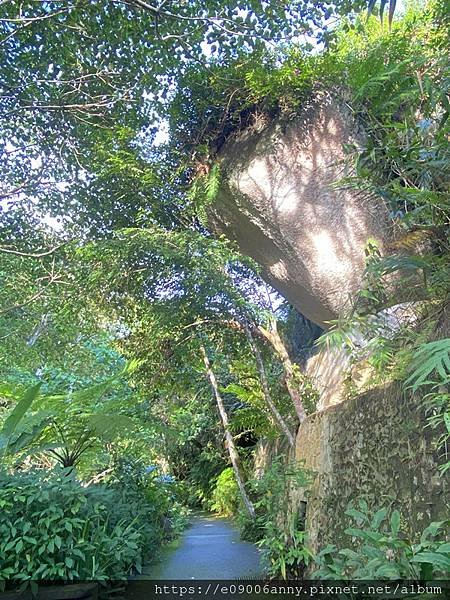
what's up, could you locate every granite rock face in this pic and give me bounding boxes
[209,93,393,328]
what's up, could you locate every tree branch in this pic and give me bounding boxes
[0,242,68,259]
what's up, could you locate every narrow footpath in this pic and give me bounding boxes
[136,513,262,581]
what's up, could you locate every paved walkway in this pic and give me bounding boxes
[137,513,262,580]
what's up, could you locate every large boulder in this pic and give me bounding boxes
[209,92,393,328]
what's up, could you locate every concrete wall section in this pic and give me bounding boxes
[295,383,448,554]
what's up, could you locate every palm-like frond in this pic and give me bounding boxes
[405,339,450,391]
[0,384,41,453]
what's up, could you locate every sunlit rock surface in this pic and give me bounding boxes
[209,92,393,328]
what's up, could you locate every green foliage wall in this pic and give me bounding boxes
[0,470,159,583]
[210,467,239,516]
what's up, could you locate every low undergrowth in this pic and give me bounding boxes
[237,457,314,579]
[314,501,450,579]
[0,463,189,588]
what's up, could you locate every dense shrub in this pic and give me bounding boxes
[210,467,239,516]
[0,467,180,585]
[109,456,190,539]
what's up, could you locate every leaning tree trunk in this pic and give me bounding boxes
[257,318,308,424]
[244,324,295,447]
[200,344,256,520]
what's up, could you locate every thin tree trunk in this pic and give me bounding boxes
[244,324,295,447]
[27,313,49,347]
[257,318,308,424]
[200,344,256,520]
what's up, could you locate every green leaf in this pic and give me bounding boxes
[421,521,446,542]
[405,339,450,392]
[344,527,383,543]
[444,413,450,434]
[376,563,400,578]
[410,552,450,572]
[390,510,401,536]
[87,413,136,440]
[371,507,388,530]
[345,507,369,524]
[0,384,42,450]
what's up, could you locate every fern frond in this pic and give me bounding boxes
[205,164,221,204]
